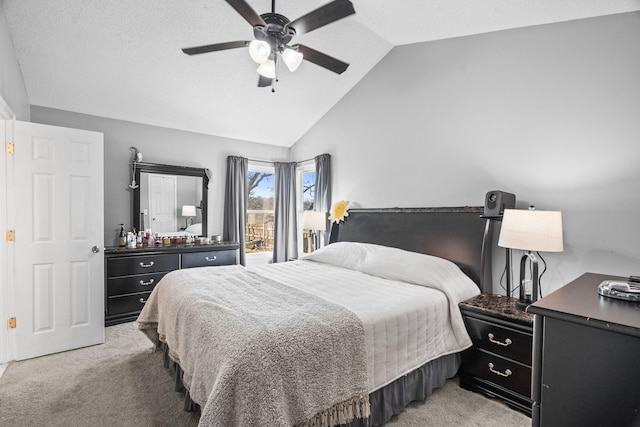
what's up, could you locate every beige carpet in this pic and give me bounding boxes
[0,322,530,426]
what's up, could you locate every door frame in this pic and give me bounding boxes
[1,96,16,364]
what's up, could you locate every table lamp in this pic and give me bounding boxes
[181,205,196,228]
[498,208,563,308]
[302,211,327,251]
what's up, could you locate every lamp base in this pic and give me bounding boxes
[515,299,531,310]
[518,252,539,309]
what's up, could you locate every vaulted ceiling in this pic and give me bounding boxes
[4,0,640,147]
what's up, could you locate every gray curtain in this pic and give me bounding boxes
[223,156,248,265]
[272,162,298,263]
[314,154,332,246]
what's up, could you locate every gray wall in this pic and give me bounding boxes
[31,106,289,246]
[0,4,29,119]
[291,12,640,295]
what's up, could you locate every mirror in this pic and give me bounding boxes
[133,162,209,237]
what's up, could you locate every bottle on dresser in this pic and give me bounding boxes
[118,224,126,247]
[127,227,137,248]
[146,229,154,247]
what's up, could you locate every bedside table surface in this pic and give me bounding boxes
[460,294,533,326]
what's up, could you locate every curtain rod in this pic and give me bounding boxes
[247,157,315,165]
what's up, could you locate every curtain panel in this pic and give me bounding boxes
[314,154,332,247]
[223,156,248,265]
[272,162,298,263]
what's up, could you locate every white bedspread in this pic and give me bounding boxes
[250,241,480,391]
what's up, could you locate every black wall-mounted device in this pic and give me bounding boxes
[483,190,516,217]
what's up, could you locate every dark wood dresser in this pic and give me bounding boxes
[528,272,640,427]
[104,242,239,326]
[459,294,534,416]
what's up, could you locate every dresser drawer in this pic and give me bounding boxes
[107,272,169,297]
[464,316,532,365]
[181,249,237,269]
[463,348,532,397]
[107,292,152,316]
[107,253,179,277]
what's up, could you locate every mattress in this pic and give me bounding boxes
[251,255,476,392]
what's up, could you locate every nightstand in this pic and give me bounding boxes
[459,294,534,416]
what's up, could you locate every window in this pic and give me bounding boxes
[297,161,316,253]
[246,164,274,258]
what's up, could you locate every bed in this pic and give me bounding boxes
[138,206,494,426]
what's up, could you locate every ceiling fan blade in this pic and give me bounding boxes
[182,40,250,55]
[225,0,267,28]
[294,44,349,74]
[258,75,273,87]
[287,0,355,35]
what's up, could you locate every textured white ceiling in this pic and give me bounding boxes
[4,0,640,147]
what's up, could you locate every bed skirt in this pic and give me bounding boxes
[160,342,460,426]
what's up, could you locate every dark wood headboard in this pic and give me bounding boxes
[328,207,493,293]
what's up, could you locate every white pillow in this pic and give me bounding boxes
[184,223,202,235]
[300,241,368,271]
[303,241,479,303]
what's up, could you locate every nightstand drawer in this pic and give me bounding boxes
[463,348,532,397]
[107,272,168,297]
[464,316,532,365]
[181,250,236,268]
[107,254,179,277]
[107,292,151,316]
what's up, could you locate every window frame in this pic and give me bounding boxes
[246,162,275,263]
[296,160,316,254]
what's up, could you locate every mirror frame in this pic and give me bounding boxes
[132,162,209,237]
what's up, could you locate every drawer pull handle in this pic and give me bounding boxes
[205,256,217,262]
[139,297,147,304]
[139,278,155,286]
[139,261,155,268]
[488,333,512,347]
[488,363,512,378]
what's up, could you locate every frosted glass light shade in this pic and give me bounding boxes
[248,40,270,64]
[181,205,196,217]
[498,209,563,252]
[282,48,303,72]
[257,60,276,78]
[302,211,327,231]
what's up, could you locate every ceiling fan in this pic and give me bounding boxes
[181,0,355,90]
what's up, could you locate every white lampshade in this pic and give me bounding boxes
[181,205,196,217]
[498,209,563,252]
[257,59,276,79]
[282,48,303,72]
[302,211,327,231]
[248,40,270,64]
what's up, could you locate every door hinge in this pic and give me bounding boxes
[6,230,15,242]
[6,142,15,154]
[8,317,16,329]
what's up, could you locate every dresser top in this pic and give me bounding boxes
[459,293,533,326]
[528,272,640,338]
[105,241,239,255]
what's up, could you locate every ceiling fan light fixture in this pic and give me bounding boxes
[257,59,276,79]
[248,40,271,64]
[282,48,303,72]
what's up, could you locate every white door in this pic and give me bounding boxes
[148,174,177,233]
[10,120,104,361]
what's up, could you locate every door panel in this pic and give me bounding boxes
[148,174,177,233]
[12,121,104,360]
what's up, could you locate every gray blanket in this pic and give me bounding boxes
[138,265,370,427]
